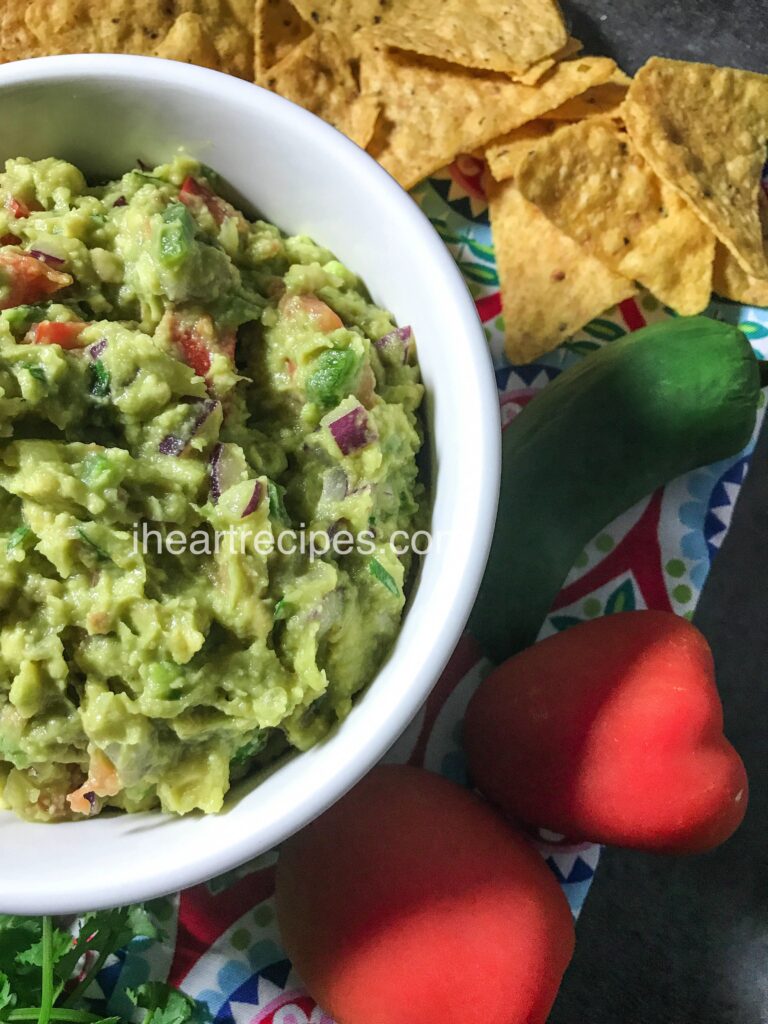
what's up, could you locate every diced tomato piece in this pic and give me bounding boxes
[32,321,87,349]
[180,176,204,197]
[6,197,29,219]
[179,175,207,200]
[281,293,344,333]
[170,314,238,378]
[171,314,212,377]
[0,234,21,246]
[0,252,72,310]
[179,175,225,226]
[5,196,43,219]
[179,330,212,377]
[67,749,120,816]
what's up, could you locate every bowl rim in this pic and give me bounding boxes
[0,53,501,914]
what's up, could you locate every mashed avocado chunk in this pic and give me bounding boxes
[0,155,424,821]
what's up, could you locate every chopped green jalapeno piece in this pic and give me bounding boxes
[158,203,195,268]
[306,348,358,408]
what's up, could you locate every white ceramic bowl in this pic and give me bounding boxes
[0,54,500,914]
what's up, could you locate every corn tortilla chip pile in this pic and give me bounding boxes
[513,116,715,315]
[257,0,615,176]
[362,49,616,190]
[251,10,768,361]
[483,55,768,361]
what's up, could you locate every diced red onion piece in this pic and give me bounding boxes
[209,441,241,503]
[209,443,224,503]
[347,482,372,497]
[113,196,127,208]
[160,399,219,457]
[191,398,219,435]
[329,406,375,455]
[88,339,108,361]
[84,791,101,816]
[159,434,186,456]
[241,481,263,518]
[30,249,66,268]
[375,325,413,364]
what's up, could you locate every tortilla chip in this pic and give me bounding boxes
[375,0,566,75]
[610,67,633,86]
[265,32,380,148]
[516,117,716,314]
[509,58,556,87]
[21,0,254,78]
[713,243,768,307]
[508,36,583,85]
[618,182,717,314]
[289,0,383,34]
[0,1,47,62]
[624,57,768,278]
[156,13,221,69]
[485,121,561,182]
[363,51,617,190]
[487,178,635,363]
[255,0,311,82]
[544,81,628,120]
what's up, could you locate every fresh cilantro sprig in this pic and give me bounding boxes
[0,910,203,1024]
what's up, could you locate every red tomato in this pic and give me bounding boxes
[170,314,237,378]
[0,252,72,309]
[464,610,748,854]
[276,765,574,1024]
[5,196,43,219]
[170,313,212,377]
[32,321,87,349]
[179,175,227,226]
[280,293,343,333]
[177,328,212,377]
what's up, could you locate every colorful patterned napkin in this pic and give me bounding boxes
[94,160,768,1023]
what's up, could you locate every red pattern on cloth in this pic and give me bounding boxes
[618,297,647,332]
[552,489,673,613]
[169,865,277,986]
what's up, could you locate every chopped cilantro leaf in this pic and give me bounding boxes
[6,526,30,553]
[369,557,399,596]
[267,481,288,521]
[89,360,110,399]
[273,598,294,621]
[18,362,46,384]
[75,527,111,564]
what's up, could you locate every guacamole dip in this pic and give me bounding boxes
[0,156,424,821]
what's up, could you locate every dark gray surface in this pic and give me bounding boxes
[548,3,768,1021]
[562,0,768,74]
